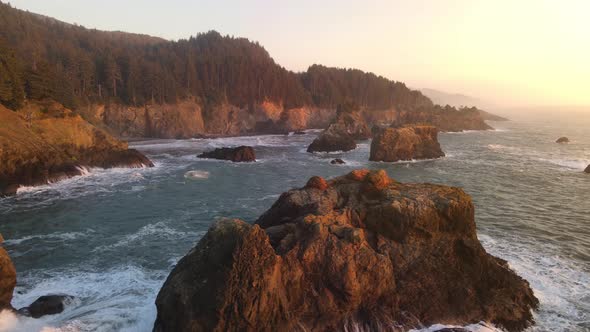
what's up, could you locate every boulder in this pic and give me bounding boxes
[556,137,569,143]
[197,146,256,162]
[585,165,590,173]
[0,234,16,310]
[330,158,345,165]
[18,294,74,318]
[370,125,445,162]
[154,170,538,332]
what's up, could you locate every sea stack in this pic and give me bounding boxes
[154,170,538,332]
[307,103,370,153]
[556,137,570,143]
[197,146,256,162]
[370,125,445,162]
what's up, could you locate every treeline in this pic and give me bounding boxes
[0,1,434,113]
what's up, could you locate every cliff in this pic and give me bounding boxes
[0,101,153,196]
[79,101,336,138]
[154,170,538,332]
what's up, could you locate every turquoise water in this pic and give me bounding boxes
[0,114,589,331]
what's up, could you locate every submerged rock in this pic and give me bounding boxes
[556,137,569,143]
[18,294,74,318]
[197,146,256,162]
[154,170,538,332]
[293,130,306,135]
[0,234,16,311]
[330,158,345,165]
[370,125,445,162]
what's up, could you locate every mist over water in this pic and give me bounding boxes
[0,113,589,331]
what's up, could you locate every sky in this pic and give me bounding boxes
[8,0,590,108]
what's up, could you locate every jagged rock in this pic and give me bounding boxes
[197,146,256,162]
[556,137,569,143]
[370,125,445,162]
[330,158,345,165]
[585,165,590,173]
[0,234,16,311]
[305,176,329,191]
[154,170,538,332]
[18,295,74,318]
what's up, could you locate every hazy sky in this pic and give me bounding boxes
[9,0,590,107]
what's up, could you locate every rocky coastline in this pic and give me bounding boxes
[0,101,153,196]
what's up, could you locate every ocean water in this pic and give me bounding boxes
[0,113,589,332]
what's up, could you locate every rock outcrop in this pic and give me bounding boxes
[584,165,590,173]
[307,131,356,153]
[18,295,74,318]
[392,106,492,132]
[154,170,538,332]
[330,158,345,165]
[556,137,569,144]
[0,234,16,311]
[0,101,154,196]
[197,146,256,162]
[370,125,445,162]
[307,109,370,153]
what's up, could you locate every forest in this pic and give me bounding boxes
[0,2,437,113]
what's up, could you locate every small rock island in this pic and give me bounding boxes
[556,137,570,143]
[197,146,256,162]
[370,125,445,162]
[153,170,538,332]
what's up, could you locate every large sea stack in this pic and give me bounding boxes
[370,125,445,162]
[154,170,538,332]
[0,102,153,196]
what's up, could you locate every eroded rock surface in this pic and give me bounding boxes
[370,125,445,162]
[154,170,538,332]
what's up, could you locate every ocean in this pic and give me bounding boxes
[1,113,589,331]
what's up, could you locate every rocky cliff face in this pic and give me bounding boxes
[80,101,336,138]
[0,234,16,311]
[79,100,491,139]
[370,126,445,162]
[0,101,153,196]
[154,170,538,332]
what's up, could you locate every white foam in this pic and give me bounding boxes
[184,170,210,180]
[4,230,93,246]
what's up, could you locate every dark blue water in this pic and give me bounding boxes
[0,115,589,331]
